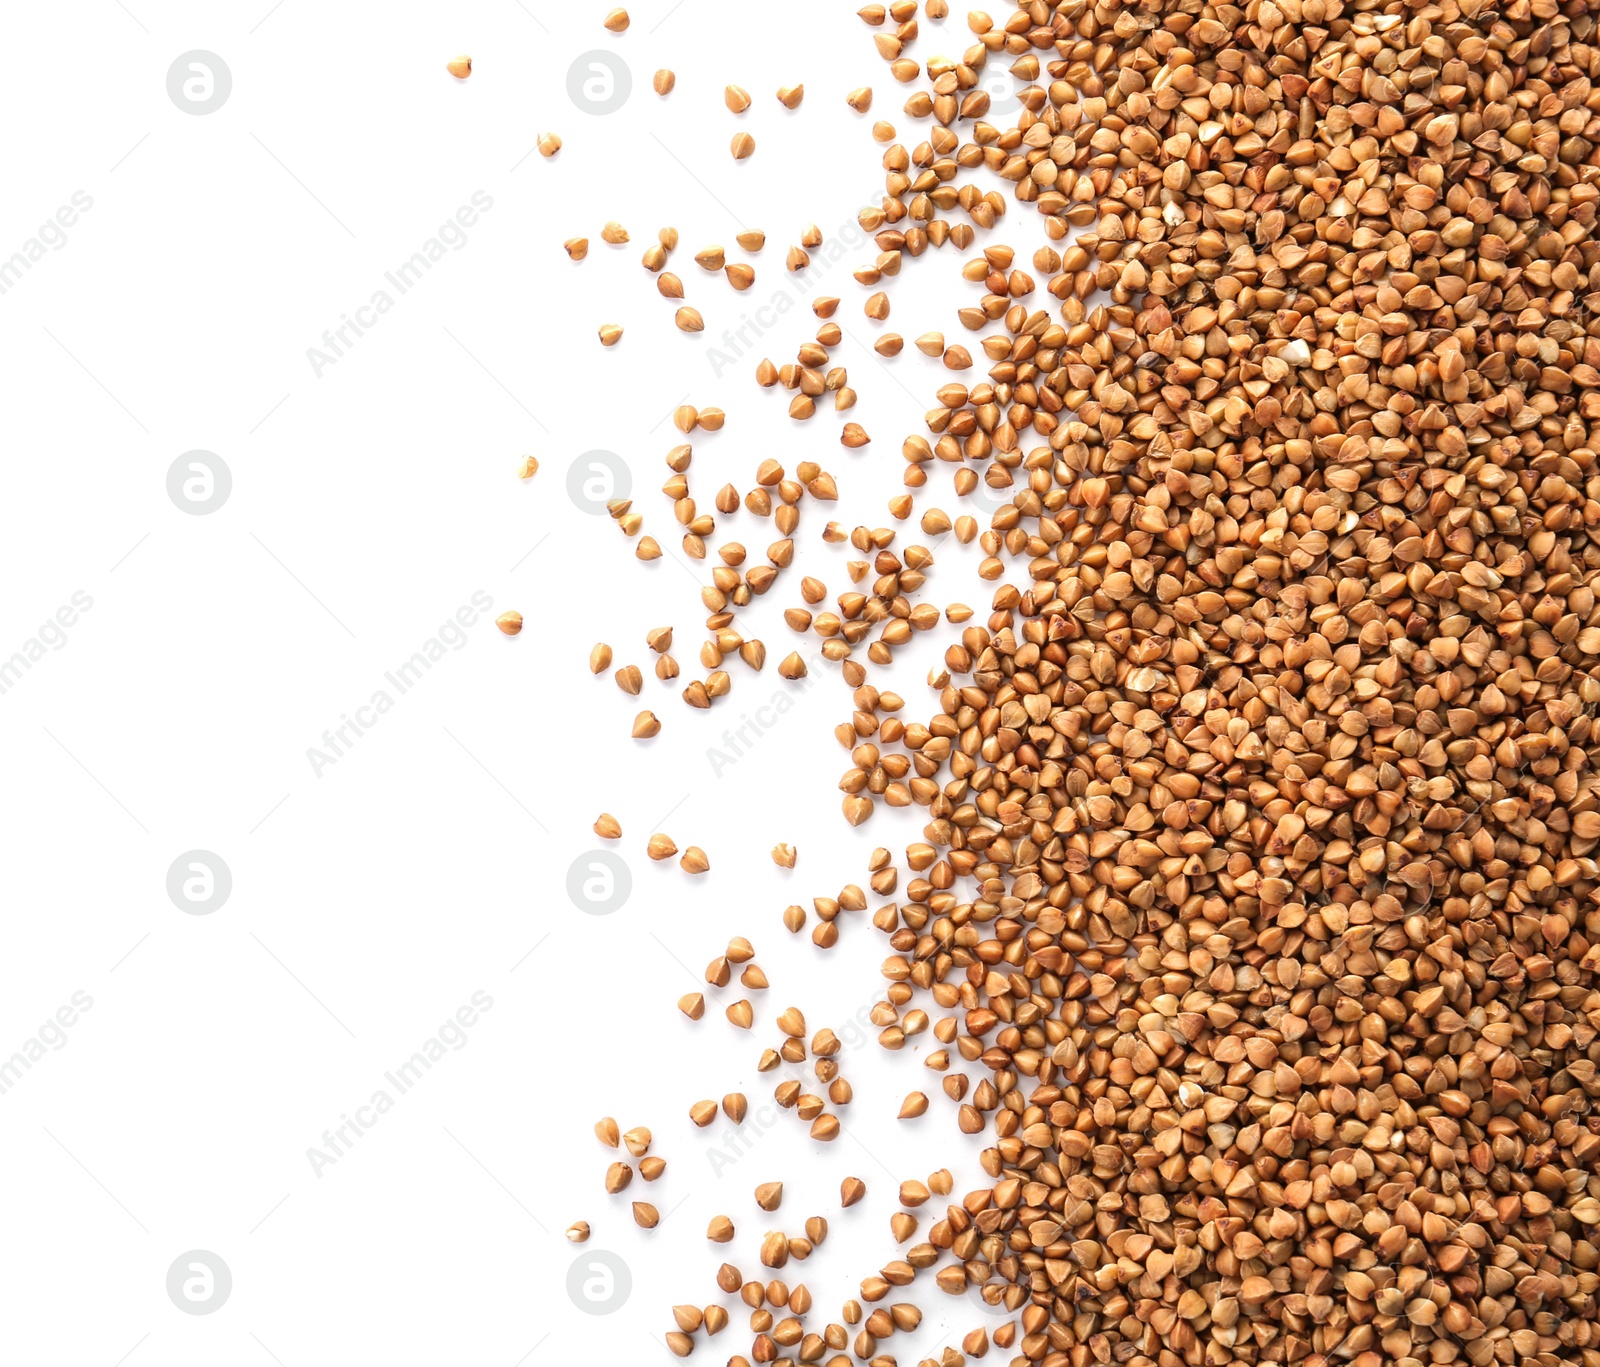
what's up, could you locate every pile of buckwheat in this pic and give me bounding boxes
[523,0,1600,1362]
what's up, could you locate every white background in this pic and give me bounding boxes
[0,3,1051,1362]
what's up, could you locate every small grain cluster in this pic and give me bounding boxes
[523,0,1600,1363]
